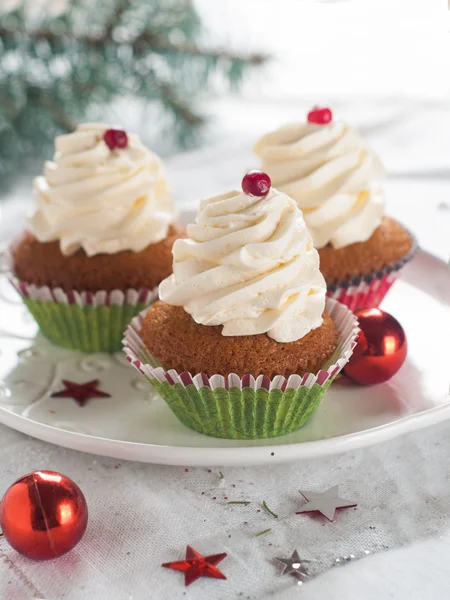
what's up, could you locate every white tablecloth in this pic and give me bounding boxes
[1,98,450,599]
[1,421,450,600]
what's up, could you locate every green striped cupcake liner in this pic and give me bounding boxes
[123,298,359,440]
[10,277,158,353]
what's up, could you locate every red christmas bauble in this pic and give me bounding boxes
[0,471,88,560]
[307,106,333,125]
[103,128,128,150]
[344,308,407,385]
[242,170,271,197]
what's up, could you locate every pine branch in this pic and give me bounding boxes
[157,81,204,127]
[104,0,131,37]
[37,90,76,132]
[134,35,268,65]
[0,90,18,120]
[0,1,269,186]
[0,26,269,66]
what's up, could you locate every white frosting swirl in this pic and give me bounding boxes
[159,188,326,342]
[29,123,176,256]
[254,120,385,249]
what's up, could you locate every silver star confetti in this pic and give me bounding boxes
[296,485,357,522]
[275,549,310,583]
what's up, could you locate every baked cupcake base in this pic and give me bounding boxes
[319,217,417,310]
[11,224,185,292]
[123,298,359,440]
[140,301,339,379]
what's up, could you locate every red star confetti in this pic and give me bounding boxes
[51,379,111,407]
[296,485,357,522]
[162,545,227,586]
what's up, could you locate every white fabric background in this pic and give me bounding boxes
[1,420,450,600]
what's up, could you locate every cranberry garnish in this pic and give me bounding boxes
[242,170,271,197]
[103,128,128,150]
[307,106,332,125]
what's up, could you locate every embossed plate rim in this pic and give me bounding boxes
[0,398,449,466]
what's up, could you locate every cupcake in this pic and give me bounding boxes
[253,106,417,310]
[124,171,358,440]
[9,123,185,352]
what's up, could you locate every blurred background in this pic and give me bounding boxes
[0,0,449,256]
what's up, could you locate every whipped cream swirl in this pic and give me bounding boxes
[29,123,176,256]
[254,120,385,249]
[159,188,326,342]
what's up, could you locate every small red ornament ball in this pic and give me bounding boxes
[344,308,407,385]
[0,471,88,560]
[307,106,333,125]
[242,170,271,197]
[103,128,128,150]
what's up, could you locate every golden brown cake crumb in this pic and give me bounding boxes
[10,224,185,292]
[141,301,339,379]
[318,217,413,285]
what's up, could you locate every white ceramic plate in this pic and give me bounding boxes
[0,236,449,466]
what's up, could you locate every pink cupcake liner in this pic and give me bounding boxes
[326,235,418,311]
[9,277,157,308]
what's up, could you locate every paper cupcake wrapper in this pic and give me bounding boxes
[10,277,158,353]
[123,298,359,440]
[326,236,418,311]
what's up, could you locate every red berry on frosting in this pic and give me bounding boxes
[307,106,332,125]
[242,170,271,197]
[103,128,128,150]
